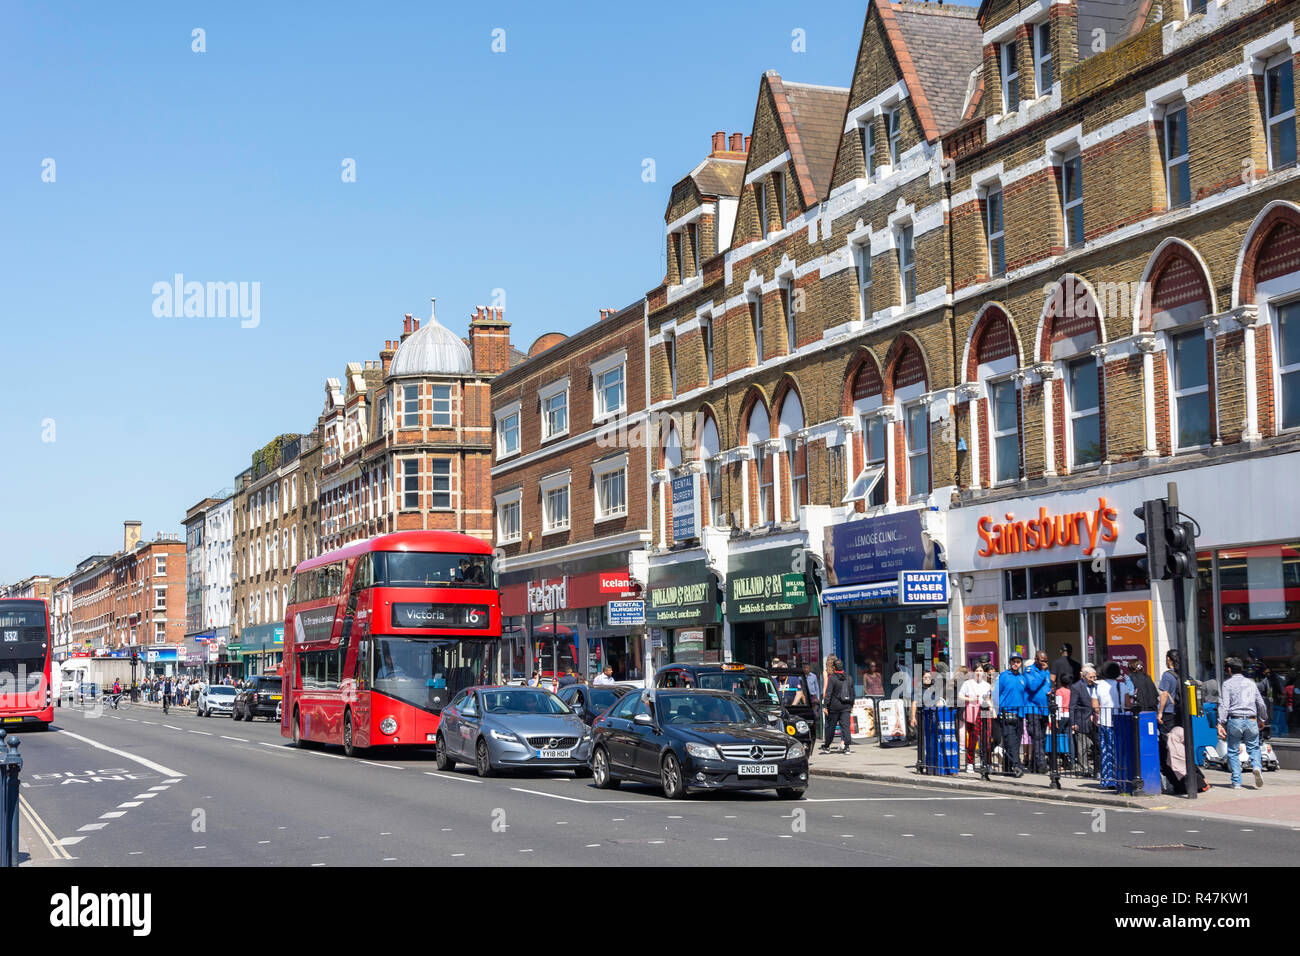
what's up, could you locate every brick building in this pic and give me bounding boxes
[109,527,187,659]
[629,0,1300,766]
[68,554,114,654]
[0,574,55,604]
[317,301,513,556]
[490,302,652,682]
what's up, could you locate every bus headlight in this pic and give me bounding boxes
[380,717,398,736]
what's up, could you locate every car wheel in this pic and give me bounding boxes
[342,710,363,758]
[435,733,456,771]
[592,747,619,789]
[661,752,686,799]
[475,738,494,778]
[776,787,805,800]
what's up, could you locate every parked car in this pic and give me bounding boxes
[197,685,237,717]
[654,662,814,752]
[555,682,637,725]
[590,688,808,799]
[233,676,283,721]
[435,685,593,778]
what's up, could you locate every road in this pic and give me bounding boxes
[14,702,1297,867]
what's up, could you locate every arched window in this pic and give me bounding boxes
[1242,207,1300,433]
[845,356,887,507]
[778,389,807,512]
[891,340,929,498]
[664,422,683,470]
[970,309,1021,485]
[697,414,723,526]
[746,401,773,526]
[1148,249,1213,450]
[1042,277,1103,468]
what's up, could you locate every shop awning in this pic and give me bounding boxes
[821,580,899,604]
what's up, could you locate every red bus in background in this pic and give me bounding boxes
[282,531,500,756]
[0,599,54,730]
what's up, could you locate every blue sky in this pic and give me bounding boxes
[0,0,866,583]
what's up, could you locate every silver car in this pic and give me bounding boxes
[435,685,593,778]
[198,685,237,717]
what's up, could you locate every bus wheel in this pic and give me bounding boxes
[475,738,494,777]
[291,708,303,747]
[342,710,365,758]
[435,733,456,771]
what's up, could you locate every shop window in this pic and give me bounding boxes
[1004,568,1028,602]
[1083,559,1107,594]
[1030,562,1079,598]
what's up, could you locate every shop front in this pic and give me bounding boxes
[821,509,949,697]
[724,544,821,669]
[646,556,722,668]
[500,556,646,684]
[240,623,284,678]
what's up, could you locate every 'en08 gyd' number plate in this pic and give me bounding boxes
[737,763,777,776]
[536,749,572,759]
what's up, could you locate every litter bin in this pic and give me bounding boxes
[1136,711,1160,794]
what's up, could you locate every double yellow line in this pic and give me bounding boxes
[18,795,73,862]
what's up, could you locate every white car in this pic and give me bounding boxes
[197,685,237,717]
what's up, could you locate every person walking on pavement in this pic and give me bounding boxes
[1096,661,1123,789]
[997,654,1029,776]
[1127,660,1159,713]
[1218,657,1268,789]
[161,675,172,715]
[1025,652,1051,773]
[820,656,854,755]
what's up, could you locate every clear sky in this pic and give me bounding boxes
[0,0,867,584]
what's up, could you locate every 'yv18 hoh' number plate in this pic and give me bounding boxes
[737,763,777,776]
[536,749,572,759]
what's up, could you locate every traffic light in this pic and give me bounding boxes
[1134,498,1170,581]
[1166,514,1197,579]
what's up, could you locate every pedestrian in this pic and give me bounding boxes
[594,665,615,686]
[1096,661,1123,789]
[959,665,989,773]
[1050,643,1082,690]
[820,655,854,755]
[1157,650,1181,732]
[1127,660,1159,713]
[1070,666,1099,774]
[909,670,936,731]
[1112,659,1135,710]
[557,668,577,689]
[996,654,1029,776]
[1218,657,1268,790]
[527,670,540,688]
[1025,651,1051,773]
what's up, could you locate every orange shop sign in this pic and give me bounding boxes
[1105,599,1153,671]
[976,496,1119,559]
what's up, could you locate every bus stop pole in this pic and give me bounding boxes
[1,730,21,868]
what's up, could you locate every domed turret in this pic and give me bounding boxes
[389,299,473,377]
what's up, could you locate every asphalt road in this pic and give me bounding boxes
[14,701,1297,867]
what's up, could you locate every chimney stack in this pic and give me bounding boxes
[712,131,726,153]
[730,132,744,152]
[403,313,413,336]
[380,339,397,376]
[467,302,512,376]
[744,135,752,153]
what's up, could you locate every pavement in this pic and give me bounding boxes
[806,737,1300,829]
[12,699,1298,866]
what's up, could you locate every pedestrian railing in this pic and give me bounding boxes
[916,701,1147,793]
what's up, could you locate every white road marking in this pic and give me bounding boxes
[220,736,249,743]
[148,786,170,792]
[961,833,973,837]
[318,836,330,840]
[383,832,394,835]
[902,833,914,837]
[555,821,568,825]
[801,796,1007,804]
[423,771,482,784]
[125,718,138,722]
[141,721,156,725]
[100,811,126,819]
[190,731,212,736]
[134,794,157,799]
[53,728,186,778]
[300,749,345,760]
[118,802,142,808]
[1186,830,1199,833]
[713,837,728,841]
[129,851,142,855]
[78,823,108,831]
[777,835,793,839]
[58,837,85,846]
[164,725,181,731]
[507,787,651,805]
[19,797,73,860]
[368,762,404,770]
[311,863,326,867]
[383,857,397,861]
[648,840,666,844]
[258,840,271,844]
[193,846,206,850]
[585,844,600,848]
[164,778,182,784]
[519,849,533,853]
[451,853,465,857]
[668,815,683,819]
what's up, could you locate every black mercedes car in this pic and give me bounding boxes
[589,688,808,799]
[232,675,282,721]
[654,662,814,752]
[554,682,637,725]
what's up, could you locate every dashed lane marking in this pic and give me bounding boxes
[99,811,126,819]
[78,823,108,832]
[163,725,182,731]
[117,802,142,808]
[190,731,212,736]
[423,771,482,784]
[508,787,657,805]
[53,728,186,778]
[220,736,249,743]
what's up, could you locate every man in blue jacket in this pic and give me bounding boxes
[1024,651,1052,773]
[997,654,1029,776]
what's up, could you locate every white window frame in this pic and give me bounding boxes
[706,456,724,525]
[988,377,1021,484]
[851,242,873,323]
[1168,328,1211,450]
[904,401,930,498]
[860,121,876,178]
[155,555,166,576]
[1265,55,1297,171]
[1001,40,1020,112]
[429,458,452,510]
[986,187,1005,276]
[401,458,421,511]
[1061,153,1084,248]
[592,454,629,523]
[782,281,797,352]
[402,384,420,428]
[1033,22,1052,95]
[1273,296,1300,433]
[886,107,901,166]
[754,443,772,525]
[757,181,768,239]
[850,411,888,508]
[703,318,715,382]
[774,171,786,227]
[539,379,570,442]
[786,434,807,510]
[153,586,166,611]
[1164,104,1191,209]
[666,336,677,398]
[591,351,628,421]
[495,402,521,459]
[430,384,454,427]
[1065,356,1102,467]
[898,225,916,306]
[751,296,764,363]
[540,471,572,535]
[495,491,522,545]
[689,222,700,275]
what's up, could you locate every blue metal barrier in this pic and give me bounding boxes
[918,705,959,775]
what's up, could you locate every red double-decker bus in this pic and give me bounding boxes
[0,598,54,730]
[282,530,499,755]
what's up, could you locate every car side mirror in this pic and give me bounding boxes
[633,713,653,726]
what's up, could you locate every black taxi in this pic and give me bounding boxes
[653,662,814,752]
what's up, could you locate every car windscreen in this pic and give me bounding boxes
[587,688,622,711]
[480,690,571,715]
[695,673,781,706]
[374,551,494,588]
[208,687,236,697]
[657,694,764,726]
[257,679,282,691]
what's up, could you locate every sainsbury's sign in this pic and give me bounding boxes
[977,496,1119,558]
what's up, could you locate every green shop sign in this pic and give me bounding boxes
[725,547,817,621]
[647,559,718,627]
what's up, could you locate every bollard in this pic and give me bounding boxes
[1,729,22,868]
